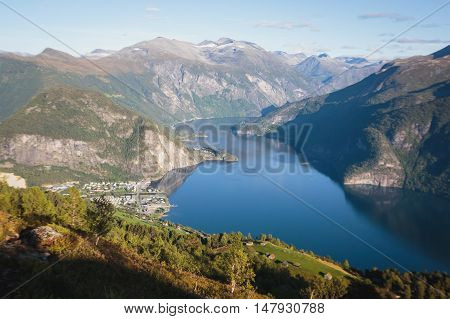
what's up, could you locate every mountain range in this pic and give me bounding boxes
[0,37,382,124]
[1,38,448,196]
[240,46,450,196]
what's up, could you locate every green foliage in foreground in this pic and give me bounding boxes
[0,182,449,299]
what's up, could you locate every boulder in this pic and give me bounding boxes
[21,226,62,248]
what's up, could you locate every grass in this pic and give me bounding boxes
[113,210,188,236]
[250,242,355,280]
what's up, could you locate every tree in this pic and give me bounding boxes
[404,285,412,299]
[64,187,87,229]
[342,259,350,270]
[86,196,115,245]
[216,240,255,294]
[19,187,56,225]
[300,276,348,299]
[0,182,15,214]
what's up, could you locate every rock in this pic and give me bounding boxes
[324,273,333,281]
[267,253,276,260]
[21,226,62,248]
[4,234,19,241]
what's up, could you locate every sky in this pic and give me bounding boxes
[0,0,449,59]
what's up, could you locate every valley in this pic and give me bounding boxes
[0,35,449,301]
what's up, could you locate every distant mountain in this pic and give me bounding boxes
[85,49,116,59]
[0,86,225,185]
[0,37,381,123]
[294,53,384,93]
[271,51,307,65]
[244,46,450,196]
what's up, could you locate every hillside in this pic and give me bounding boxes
[0,38,381,124]
[0,183,448,298]
[241,46,450,196]
[0,86,225,185]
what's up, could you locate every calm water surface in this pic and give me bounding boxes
[162,119,450,272]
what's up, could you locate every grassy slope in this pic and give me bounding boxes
[0,211,263,299]
[249,242,354,280]
[0,86,167,184]
[0,86,136,141]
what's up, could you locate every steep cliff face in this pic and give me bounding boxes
[343,129,405,187]
[0,87,223,184]
[0,131,200,180]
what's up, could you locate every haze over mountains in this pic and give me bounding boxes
[295,53,384,94]
[0,37,382,123]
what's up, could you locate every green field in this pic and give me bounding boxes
[249,242,355,280]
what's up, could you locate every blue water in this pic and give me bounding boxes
[164,119,450,272]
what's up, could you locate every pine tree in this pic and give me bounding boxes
[86,195,115,245]
[19,187,56,225]
[342,259,350,270]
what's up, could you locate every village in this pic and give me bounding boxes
[43,180,173,218]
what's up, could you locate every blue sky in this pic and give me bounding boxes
[1,0,449,59]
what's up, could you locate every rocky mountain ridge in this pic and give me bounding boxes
[0,37,382,124]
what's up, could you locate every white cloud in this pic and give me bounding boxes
[420,23,440,28]
[341,45,359,50]
[395,38,449,44]
[358,12,414,22]
[378,32,395,37]
[282,43,329,55]
[254,21,318,31]
[146,6,160,13]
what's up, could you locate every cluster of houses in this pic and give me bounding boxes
[83,181,171,215]
[105,193,170,214]
[43,181,79,192]
[82,181,142,194]
[45,180,172,216]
